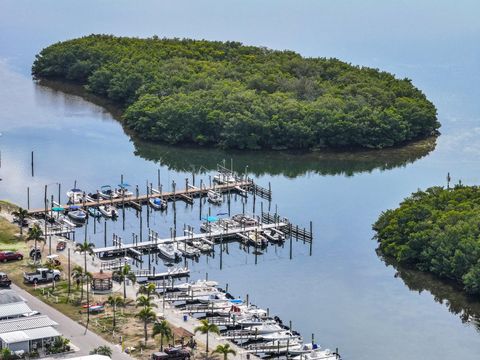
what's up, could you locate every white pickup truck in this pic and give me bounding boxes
[23,268,61,284]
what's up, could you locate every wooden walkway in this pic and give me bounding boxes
[28,180,253,215]
[93,222,288,255]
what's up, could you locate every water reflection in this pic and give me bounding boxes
[380,254,480,332]
[38,79,437,178]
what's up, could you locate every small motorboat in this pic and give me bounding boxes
[99,205,118,218]
[207,190,223,204]
[66,188,83,204]
[292,348,340,360]
[248,231,267,247]
[263,229,286,242]
[157,243,182,261]
[99,185,118,199]
[88,207,102,218]
[115,183,134,197]
[177,243,201,258]
[67,207,87,223]
[149,197,167,210]
[213,172,237,184]
[191,239,213,252]
[56,241,66,251]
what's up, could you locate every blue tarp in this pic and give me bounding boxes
[69,205,80,210]
[118,183,131,188]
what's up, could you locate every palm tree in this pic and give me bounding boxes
[90,345,113,358]
[12,207,28,236]
[27,224,44,263]
[75,240,95,275]
[85,271,93,328]
[194,319,220,355]
[137,282,158,299]
[71,265,84,297]
[152,320,172,351]
[136,294,157,309]
[135,306,157,346]
[212,343,237,360]
[113,264,136,300]
[107,294,124,329]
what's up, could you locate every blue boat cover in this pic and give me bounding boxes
[69,205,80,210]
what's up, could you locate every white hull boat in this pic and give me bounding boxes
[207,190,223,204]
[99,205,118,218]
[191,239,213,252]
[66,189,83,204]
[177,243,201,258]
[67,210,87,222]
[149,197,167,210]
[293,348,340,360]
[158,243,182,260]
[99,185,118,199]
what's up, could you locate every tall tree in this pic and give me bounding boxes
[107,294,124,329]
[71,265,85,301]
[27,224,44,263]
[152,320,172,351]
[135,306,157,346]
[212,343,237,360]
[11,207,28,236]
[137,282,158,300]
[113,264,136,300]
[194,319,220,355]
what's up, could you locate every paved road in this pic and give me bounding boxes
[11,284,132,359]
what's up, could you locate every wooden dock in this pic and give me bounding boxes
[27,180,253,215]
[93,221,289,256]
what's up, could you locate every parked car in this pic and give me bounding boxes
[56,241,66,251]
[23,268,61,284]
[0,250,23,262]
[0,272,12,287]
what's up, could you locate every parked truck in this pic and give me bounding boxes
[0,272,12,288]
[23,268,61,284]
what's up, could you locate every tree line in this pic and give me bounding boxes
[373,185,480,295]
[32,34,440,150]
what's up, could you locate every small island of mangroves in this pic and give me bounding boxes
[32,35,439,150]
[373,185,480,296]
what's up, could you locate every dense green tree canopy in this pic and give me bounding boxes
[32,35,439,150]
[373,185,480,295]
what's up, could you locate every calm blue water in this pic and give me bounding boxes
[1,1,480,359]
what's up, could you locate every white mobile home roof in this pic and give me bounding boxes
[0,290,25,305]
[0,315,57,333]
[0,326,60,344]
[0,302,32,319]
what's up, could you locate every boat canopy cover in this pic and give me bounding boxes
[202,216,218,222]
[153,198,162,204]
[118,183,131,188]
[101,185,111,189]
[216,212,228,216]
[70,188,82,192]
[69,205,80,210]
[230,299,243,304]
[51,207,64,212]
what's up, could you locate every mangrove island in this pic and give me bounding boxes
[32,35,440,150]
[373,185,480,296]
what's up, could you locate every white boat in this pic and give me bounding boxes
[174,280,219,292]
[245,323,284,334]
[115,183,134,197]
[67,209,87,222]
[99,205,118,218]
[264,229,286,242]
[262,330,300,341]
[213,172,237,184]
[157,243,182,261]
[293,348,340,360]
[66,188,83,204]
[191,239,213,252]
[176,243,201,258]
[207,190,223,204]
[248,231,267,247]
[149,197,167,210]
[99,185,118,199]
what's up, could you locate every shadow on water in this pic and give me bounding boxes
[380,254,480,332]
[37,79,437,178]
